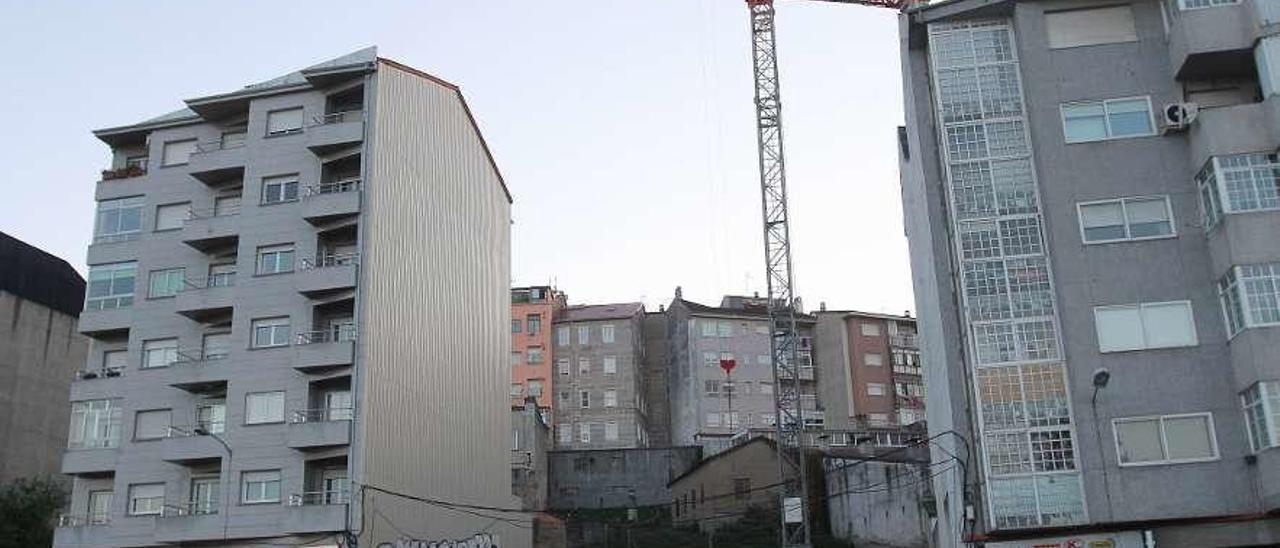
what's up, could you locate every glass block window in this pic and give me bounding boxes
[1196,154,1280,229]
[1241,381,1280,452]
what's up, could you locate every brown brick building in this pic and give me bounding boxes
[815,308,923,430]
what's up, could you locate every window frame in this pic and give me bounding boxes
[1076,195,1176,244]
[603,356,617,375]
[132,409,171,441]
[148,268,186,299]
[244,391,286,425]
[1060,96,1157,144]
[255,244,296,275]
[127,483,165,516]
[604,389,618,408]
[161,139,197,167]
[601,324,616,343]
[251,317,291,349]
[867,383,887,397]
[579,390,591,409]
[141,338,180,369]
[85,261,137,311]
[93,196,144,243]
[153,202,190,232]
[68,399,122,450]
[240,470,282,504]
[1177,0,1241,10]
[265,107,305,137]
[1112,412,1220,467]
[260,174,300,205]
[1093,300,1198,353]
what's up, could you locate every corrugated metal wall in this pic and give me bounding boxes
[358,61,527,547]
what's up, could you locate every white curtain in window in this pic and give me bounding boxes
[1094,306,1144,352]
[134,410,171,439]
[162,140,197,166]
[155,203,189,230]
[266,108,304,134]
[246,392,285,424]
[1115,419,1164,463]
[1164,415,1214,460]
[1142,302,1197,349]
[1046,6,1136,49]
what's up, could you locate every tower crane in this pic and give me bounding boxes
[742,0,909,546]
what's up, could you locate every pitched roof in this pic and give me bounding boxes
[557,302,644,322]
[668,436,777,486]
[675,298,815,322]
[0,232,85,317]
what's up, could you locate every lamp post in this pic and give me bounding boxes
[191,426,233,538]
[1090,368,1113,520]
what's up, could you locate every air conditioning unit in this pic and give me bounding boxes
[1162,102,1199,133]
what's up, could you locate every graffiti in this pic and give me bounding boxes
[375,533,498,548]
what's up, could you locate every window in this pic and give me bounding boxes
[161,139,197,166]
[261,175,299,204]
[527,314,542,334]
[1243,381,1280,452]
[558,391,570,405]
[578,357,590,375]
[578,423,591,443]
[196,399,226,434]
[94,197,143,243]
[705,380,722,396]
[579,390,591,408]
[717,322,733,337]
[154,203,189,231]
[556,327,570,346]
[88,490,113,524]
[148,268,185,298]
[68,399,121,449]
[510,352,521,367]
[578,326,590,345]
[864,353,884,367]
[1179,0,1240,9]
[245,391,285,424]
[1094,301,1198,352]
[702,351,719,368]
[860,323,881,336]
[510,384,523,398]
[605,421,619,441]
[759,383,773,395]
[868,383,887,396]
[1114,413,1218,465]
[755,324,770,335]
[528,380,543,397]
[1196,154,1280,229]
[128,484,165,516]
[256,244,295,275]
[208,263,236,288]
[706,413,721,427]
[214,194,242,216]
[266,107,304,136]
[700,320,716,337]
[557,359,570,376]
[604,389,618,407]
[602,324,616,343]
[511,319,522,333]
[241,470,282,504]
[1045,6,1136,49]
[251,317,291,348]
[103,350,127,371]
[603,356,617,374]
[868,413,890,426]
[1219,264,1280,335]
[527,347,544,364]
[133,409,170,440]
[1061,97,1155,143]
[142,338,179,369]
[85,262,137,310]
[558,424,572,444]
[1077,197,1174,243]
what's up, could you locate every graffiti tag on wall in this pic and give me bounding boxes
[376,533,498,548]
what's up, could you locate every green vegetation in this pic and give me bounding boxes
[0,476,68,548]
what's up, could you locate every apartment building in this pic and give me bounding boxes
[552,302,648,449]
[814,308,924,431]
[0,232,88,483]
[59,48,528,548]
[899,2,1280,546]
[666,289,822,455]
[510,285,566,417]
[642,308,674,446]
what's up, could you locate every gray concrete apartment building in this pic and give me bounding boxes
[899,1,1280,546]
[58,47,528,547]
[665,290,822,455]
[0,232,88,484]
[552,302,649,450]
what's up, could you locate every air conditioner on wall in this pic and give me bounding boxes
[1161,102,1200,133]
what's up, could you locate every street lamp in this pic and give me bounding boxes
[181,425,233,538]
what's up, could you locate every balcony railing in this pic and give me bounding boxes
[296,325,357,345]
[301,252,359,269]
[307,178,361,197]
[187,206,239,220]
[194,133,247,153]
[58,513,110,527]
[890,334,919,348]
[171,349,229,367]
[289,489,350,506]
[290,407,354,423]
[101,164,146,180]
[160,501,218,517]
[183,275,236,291]
[312,111,362,126]
[76,367,124,380]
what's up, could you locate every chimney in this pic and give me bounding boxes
[675,286,683,300]
[820,301,827,312]
[659,304,665,313]
[905,310,912,318]
[753,291,759,298]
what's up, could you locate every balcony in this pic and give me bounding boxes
[306,111,364,156]
[164,353,231,393]
[1167,2,1256,80]
[154,503,224,543]
[100,163,146,181]
[286,409,352,450]
[61,448,118,475]
[284,491,349,534]
[889,334,919,348]
[70,368,124,401]
[188,136,247,185]
[777,366,815,381]
[294,330,355,373]
[302,180,361,224]
[161,427,228,463]
[181,209,240,252]
[296,254,358,296]
[78,307,132,337]
[175,277,236,321]
[54,515,113,548]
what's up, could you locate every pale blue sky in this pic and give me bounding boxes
[0,0,910,314]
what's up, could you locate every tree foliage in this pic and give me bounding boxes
[0,476,68,548]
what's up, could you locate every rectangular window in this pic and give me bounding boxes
[528,380,544,397]
[557,359,570,376]
[701,320,717,337]
[261,174,299,204]
[558,424,572,444]
[511,319,522,333]
[208,263,236,288]
[1094,301,1198,352]
[241,470,282,503]
[161,139,197,166]
[579,390,591,408]
[604,389,618,407]
[1242,381,1280,452]
[860,323,881,336]
[717,322,733,337]
[1179,0,1240,9]
[556,327,570,346]
[702,351,719,368]
[705,380,721,396]
[148,268,185,298]
[706,413,721,427]
[128,484,165,516]
[510,384,523,398]
[1045,6,1137,49]
[864,353,884,367]
[88,490,113,524]
[1219,264,1280,334]
[526,314,542,334]
[68,399,122,449]
[578,423,591,443]
[1197,154,1280,228]
[603,356,617,374]
[510,352,521,367]
[133,409,171,440]
[1114,413,1219,465]
[755,324,770,335]
[251,317,291,348]
[605,421,619,441]
[245,391,285,424]
[154,203,189,231]
[579,357,590,375]
[142,338,179,369]
[578,326,590,345]
[256,244,295,275]
[759,383,773,395]
[602,324,616,343]
[85,262,137,311]
[103,350,127,371]
[867,383,886,397]
[1062,97,1155,143]
[527,347,544,364]
[266,107,304,136]
[196,399,226,434]
[94,197,143,243]
[214,194,242,217]
[1078,196,1174,243]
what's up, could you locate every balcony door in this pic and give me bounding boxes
[325,391,352,421]
[190,476,220,515]
[321,468,348,504]
[88,490,112,524]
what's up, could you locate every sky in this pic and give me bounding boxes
[0,0,912,315]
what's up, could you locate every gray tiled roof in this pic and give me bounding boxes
[558,302,644,322]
